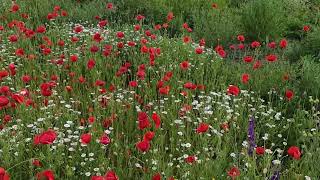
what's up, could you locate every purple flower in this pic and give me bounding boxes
[270,171,280,180]
[248,116,255,156]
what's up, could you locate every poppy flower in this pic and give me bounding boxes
[253,61,262,70]
[243,56,253,63]
[268,42,276,49]
[183,36,191,43]
[279,39,287,49]
[136,140,150,152]
[227,85,240,96]
[98,20,108,27]
[237,35,245,42]
[36,25,46,33]
[99,134,111,145]
[287,146,301,160]
[212,3,218,9]
[159,86,170,95]
[91,176,104,180]
[195,47,203,54]
[143,131,155,141]
[184,82,197,90]
[106,3,114,10]
[218,50,226,58]
[136,14,145,21]
[80,133,92,144]
[241,73,249,84]
[185,155,196,164]
[285,90,294,101]
[8,35,18,42]
[0,96,9,108]
[32,159,42,167]
[151,113,161,128]
[138,112,151,130]
[87,59,96,70]
[196,122,209,133]
[11,4,20,12]
[152,173,162,180]
[256,147,265,155]
[73,25,83,33]
[61,10,68,16]
[116,31,124,39]
[167,12,174,22]
[227,166,240,179]
[180,61,190,70]
[303,25,310,32]
[129,81,138,87]
[105,170,118,180]
[0,167,10,180]
[265,54,277,62]
[251,41,261,48]
[33,130,57,145]
[36,169,54,180]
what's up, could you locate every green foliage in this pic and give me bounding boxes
[240,0,287,41]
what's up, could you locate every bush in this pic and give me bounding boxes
[240,0,288,41]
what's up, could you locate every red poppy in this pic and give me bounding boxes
[106,3,114,10]
[0,167,10,180]
[218,50,226,58]
[143,131,155,141]
[80,133,92,144]
[167,12,174,22]
[243,56,253,63]
[285,90,294,101]
[21,75,32,83]
[11,4,20,12]
[241,73,249,84]
[116,31,124,39]
[138,112,151,130]
[180,61,190,70]
[159,86,170,95]
[183,36,191,43]
[99,134,111,145]
[279,39,287,49]
[265,54,277,62]
[32,159,42,167]
[287,146,301,160]
[238,44,245,50]
[36,169,54,180]
[237,35,245,42]
[303,25,310,32]
[105,170,118,180]
[227,85,240,96]
[9,35,18,42]
[227,166,240,179]
[34,130,57,145]
[196,122,209,133]
[129,81,138,87]
[251,41,261,48]
[0,96,9,108]
[253,61,262,70]
[74,25,83,33]
[212,3,218,9]
[268,42,277,49]
[136,140,150,152]
[195,47,203,54]
[185,155,196,164]
[87,59,96,70]
[256,147,265,155]
[151,113,161,128]
[184,82,197,90]
[152,173,162,180]
[36,25,46,33]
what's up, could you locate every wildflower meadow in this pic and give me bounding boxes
[0,0,319,179]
